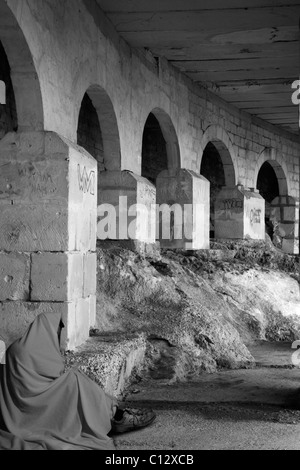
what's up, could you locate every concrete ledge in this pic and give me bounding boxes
[64,332,147,398]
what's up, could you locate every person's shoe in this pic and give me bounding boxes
[111,408,156,434]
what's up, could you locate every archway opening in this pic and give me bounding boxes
[77,93,104,174]
[142,113,168,185]
[142,108,180,186]
[257,161,280,239]
[77,86,121,179]
[200,142,226,238]
[257,162,280,204]
[0,0,44,132]
[0,40,17,139]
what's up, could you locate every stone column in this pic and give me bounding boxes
[0,131,97,351]
[156,169,210,250]
[97,171,157,251]
[215,185,265,240]
[270,196,299,254]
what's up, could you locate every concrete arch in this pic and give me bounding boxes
[0,0,44,131]
[254,148,289,196]
[143,107,181,171]
[77,84,121,172]
[199,125,237,187]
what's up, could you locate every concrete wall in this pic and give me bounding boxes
[1,0,298,197]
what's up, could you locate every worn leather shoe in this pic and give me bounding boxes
[111,408,156,434]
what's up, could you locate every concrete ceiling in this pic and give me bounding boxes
[97,0,300,135]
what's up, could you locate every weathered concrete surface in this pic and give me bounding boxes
[30,253,93,302]
[114,342,300,450]
[0,252,30,301]
[64,332,147,398]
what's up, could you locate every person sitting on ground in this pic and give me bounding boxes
[0,312,156,450]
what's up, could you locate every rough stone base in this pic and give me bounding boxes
[64,332,147,398]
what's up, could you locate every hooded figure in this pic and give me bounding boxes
[0,312,117,450]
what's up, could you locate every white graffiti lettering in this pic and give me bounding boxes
[78,165,96,195]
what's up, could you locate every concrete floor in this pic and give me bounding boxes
[114,342,300,450]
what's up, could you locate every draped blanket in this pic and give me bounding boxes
[0,312,116,450]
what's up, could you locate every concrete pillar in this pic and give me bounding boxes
[156,169,210,250]
[215,185,265,240]
[270,196,299,254]
[97,171,156,247]
[0,132,97,351]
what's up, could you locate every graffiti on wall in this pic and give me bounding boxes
[78,165,96,195]
[218,199,243,211]
[215,198,243,221]
[15,162,56,197]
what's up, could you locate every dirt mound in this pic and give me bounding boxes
[94,240,299,382]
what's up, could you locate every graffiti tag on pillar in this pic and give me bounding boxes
[78,165,96,195]
[220,199,243,211]
[250,209,261,225]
